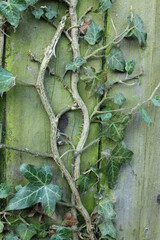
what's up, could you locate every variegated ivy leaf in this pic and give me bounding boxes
[16,223,37,240]
[102,114,130,142]
[32,8,44,19]
[84,20,103,45]
[106,143,133,187]
[98,220,117,239]
[98,198,116,221]
[65,56,86,72]
[139,106,152,125]
[97,0,114,12]
[0,0,28,26]
[5,234,19,240]
[25,0,39,6]
[114,93,126,107]
[127,14,147,46]
[0,0,39,27]
[77,174,90,192]
[106,47,126,72]
[125,60,135,75]
[0,67,16,96]
[45,6,57,20]
[6,164,62,217]
[50,227,72,240]
[0,183,11,199]
[152,95,160,107]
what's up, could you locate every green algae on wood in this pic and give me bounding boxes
[4,0,104,215]
[105,0,160,239]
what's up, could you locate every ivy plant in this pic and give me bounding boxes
[0,0,159,239]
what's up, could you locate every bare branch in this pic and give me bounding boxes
[84,26,134,60]
[69,1,95,238]
[129,81,160,114]
[56,104,79,121]
[0,144,53,158]
[29,6,72,43]
[79,6,93,22]
[75,138,100,157]
[35,15,95,240]
[110,70,144,87]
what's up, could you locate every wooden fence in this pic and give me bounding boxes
[0,0,160,239]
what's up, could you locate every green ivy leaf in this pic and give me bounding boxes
[45,6,57,20]
[106,47,126,72]
[0,67,15,96]
[0,222,4,234]
[5,234,19,240]
[125,60,135,75]
[139,106,152,125]
[98,198,116,221]
[32,8,44,19]
[152,95,160,107]
[127,14,147,46]
[6,164,62,216]
[77,174,90,192]
[84,20,103,45]
[50,227,72,240]
[65,57,86,72]
[98,0,113,12]
[25,0,39,6]
[15,184,23,191]
[0,0,27,27]
[16,223,37,240]
[106,143,133,187]
[31,223,48,239]
[98,220,117,239]
[114,93,126,107]
[102,114,130,142]
[0,183,11,199]
[99,113,112,121]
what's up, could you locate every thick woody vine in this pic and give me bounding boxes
[0,0,160,240]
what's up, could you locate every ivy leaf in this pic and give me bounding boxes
[97,0,113,12]
[65,57,86,72]
[0,183,11,199]
[98,198,116,221]
[32,8,44,19]
[45,6,57,20]
[77,174,90,192]
[99,113,112,121]
[125,60,135,75]
[0,0,27,27]
[127,14,147,46]
[114,93,126,107]
[16,223,37,240]
[5,234,19,240]
[152,96,160,107]
[102,114,130,142]
[139,106,152,125]
[106,143,133,187]
[25,0,39,6]
[50,227,72,240]
[106,47,126,72]
[0,67,16,96]
[98,220,117,239]
[6,164,62,217]
[84,20,103,45]
[0,222,4,234]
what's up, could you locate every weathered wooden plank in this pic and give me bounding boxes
[4,0,104,214]
[0,15,5,182]
[106,0,160,239]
